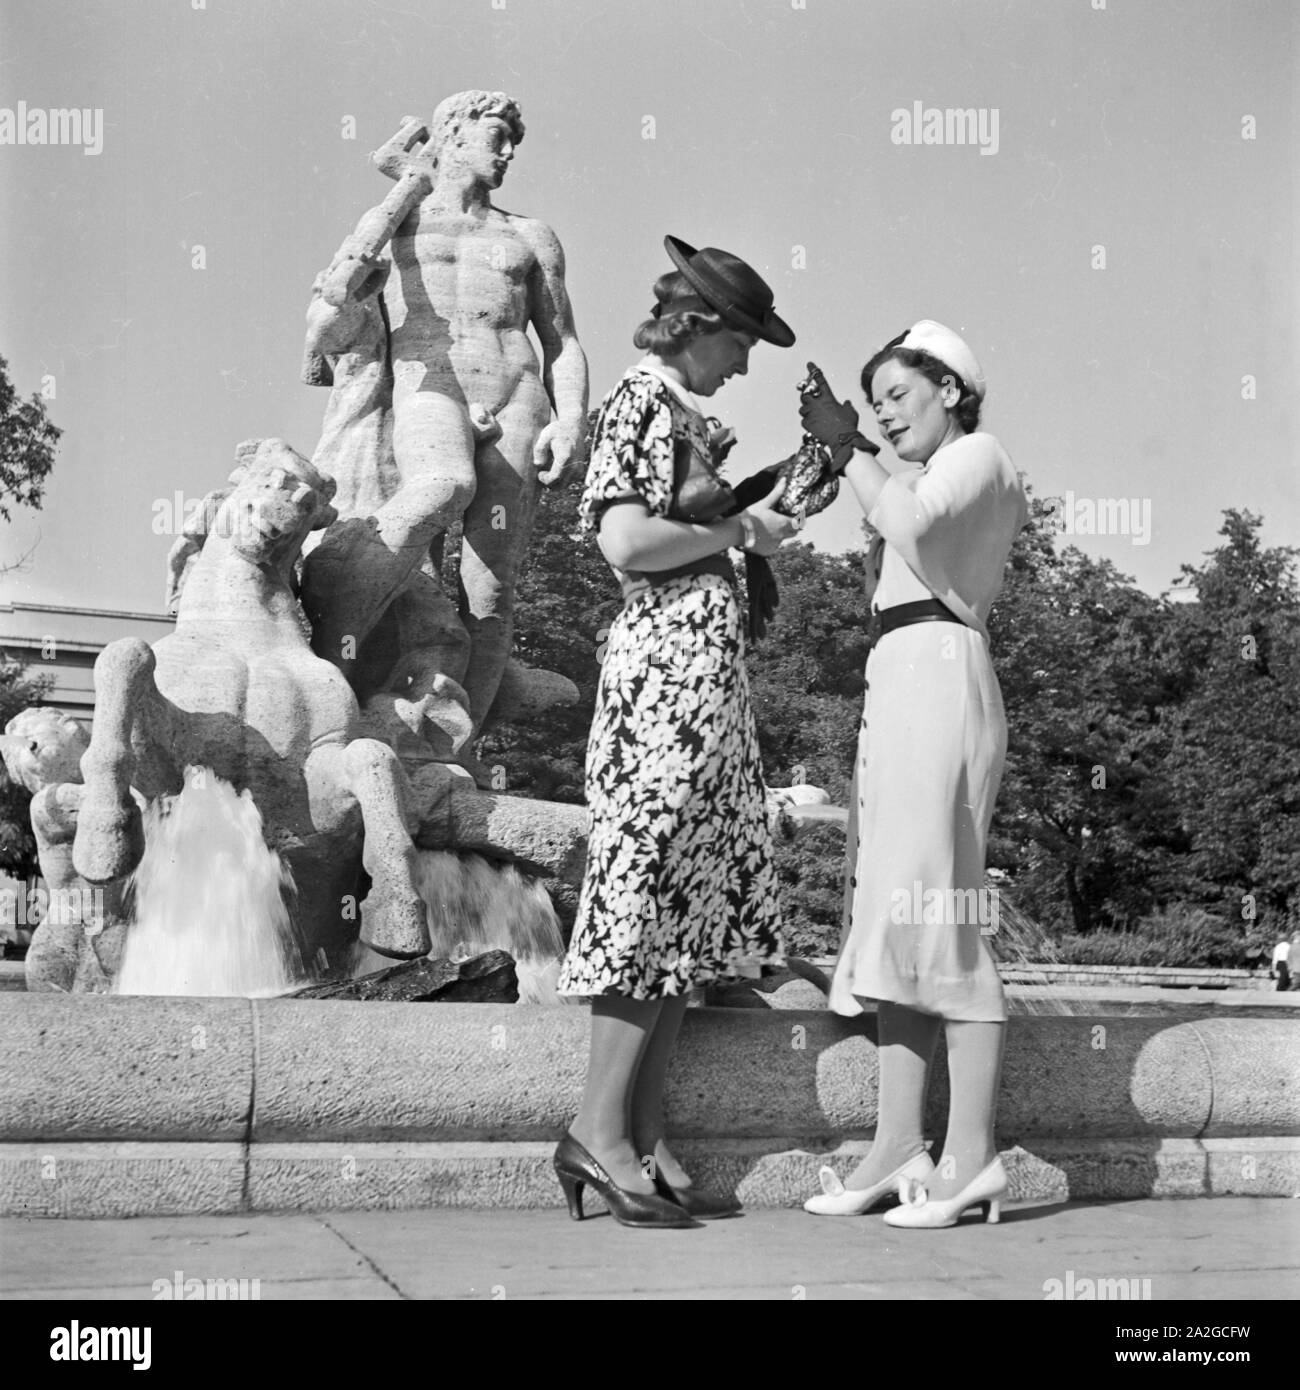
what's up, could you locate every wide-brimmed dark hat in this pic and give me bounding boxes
[663,235,795,347]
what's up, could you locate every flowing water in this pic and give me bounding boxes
[108,775,1061,1012]
[115,769,304,998]
[989,893,1081,1016]
[793,888,1084,1014]
[354,849,567,1005]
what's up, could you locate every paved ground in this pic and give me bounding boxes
[3,1197,1296,1301]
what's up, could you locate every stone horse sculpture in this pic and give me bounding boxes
[72,437,434,962]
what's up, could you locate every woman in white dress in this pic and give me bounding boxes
[797,323,1027,1228]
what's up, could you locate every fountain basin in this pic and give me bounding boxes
[2,993,1296,1216]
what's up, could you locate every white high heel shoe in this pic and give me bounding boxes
[803,1150,935,1216]
[881,1157,1008,1229]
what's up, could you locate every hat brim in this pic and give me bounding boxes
[664,235,795,348]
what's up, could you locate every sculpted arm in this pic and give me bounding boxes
[525,221,589,485]
[304,251,392,359]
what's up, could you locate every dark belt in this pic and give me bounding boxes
[867,598,963,650]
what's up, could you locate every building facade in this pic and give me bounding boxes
[1,601,175,728]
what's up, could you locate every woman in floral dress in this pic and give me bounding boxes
[555,237,800,1227]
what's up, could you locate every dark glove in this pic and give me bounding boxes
[744,553,779,643]
[729,463,783,511]
[798,362,878,470]
[723,471,782,642]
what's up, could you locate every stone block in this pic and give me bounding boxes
[0,1142,246,1217]
[250,1000,587,1141]
[1,994,253,1142]
[1193,1018,1300,1136]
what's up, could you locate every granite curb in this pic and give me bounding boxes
[3,995,1297,1215]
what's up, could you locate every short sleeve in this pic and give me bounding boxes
[578,373,676,532]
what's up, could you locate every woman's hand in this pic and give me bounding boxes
[798,362,878,468]
[742,476,801,556]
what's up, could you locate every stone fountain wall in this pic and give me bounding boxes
[2,994,1296,1215]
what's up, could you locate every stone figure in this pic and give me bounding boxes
[1,706,87,794]
[71,438,435,961]
[300,91,589,772]
[0,707,127,991]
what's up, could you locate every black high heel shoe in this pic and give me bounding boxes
[553,1134,699,1229]
[653,1171,742,1220]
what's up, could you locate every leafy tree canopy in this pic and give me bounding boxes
[0,353,61,522]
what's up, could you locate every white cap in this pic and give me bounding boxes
[901,320,986,400]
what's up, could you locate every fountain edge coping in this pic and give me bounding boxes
[2,994,1297,1145]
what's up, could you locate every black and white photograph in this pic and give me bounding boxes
[0,0,1296,1337]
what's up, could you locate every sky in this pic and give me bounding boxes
[1,0,1296,613]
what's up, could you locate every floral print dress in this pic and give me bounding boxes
[556,366,784,999]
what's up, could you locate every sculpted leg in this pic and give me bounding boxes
[303,393,477,681]
[358,579,475,761]
[26,784,86,992]
[306,739,430,959]
[390,571,472,690]
[73,639,170,884]
[457,395,547,732]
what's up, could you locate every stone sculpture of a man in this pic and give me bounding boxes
[302,90,588,754]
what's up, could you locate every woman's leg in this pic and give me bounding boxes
[926,1020,1004,1200]
[843,1001,939,1190]
[568,995,663,1193]
[630,993,691,1187]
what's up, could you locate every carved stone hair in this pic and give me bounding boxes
[429,90,525,159]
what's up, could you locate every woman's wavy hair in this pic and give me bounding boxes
[632,271,727,355]
[860,341,982,434]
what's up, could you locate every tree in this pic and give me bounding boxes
[743,541,871,952]
[745,540,871,801]
[474,472,620,802]
[986,500,1300,961]
[987,495,1191,935]
[0,353,61,522]
[1162,511,1300,945]
[0,658,52,880]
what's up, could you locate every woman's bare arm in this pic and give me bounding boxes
[598,477,794,569]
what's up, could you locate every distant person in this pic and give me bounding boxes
[1271,935,1292,992]
[798,324,1027,1229]
[554,237,801,1228]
